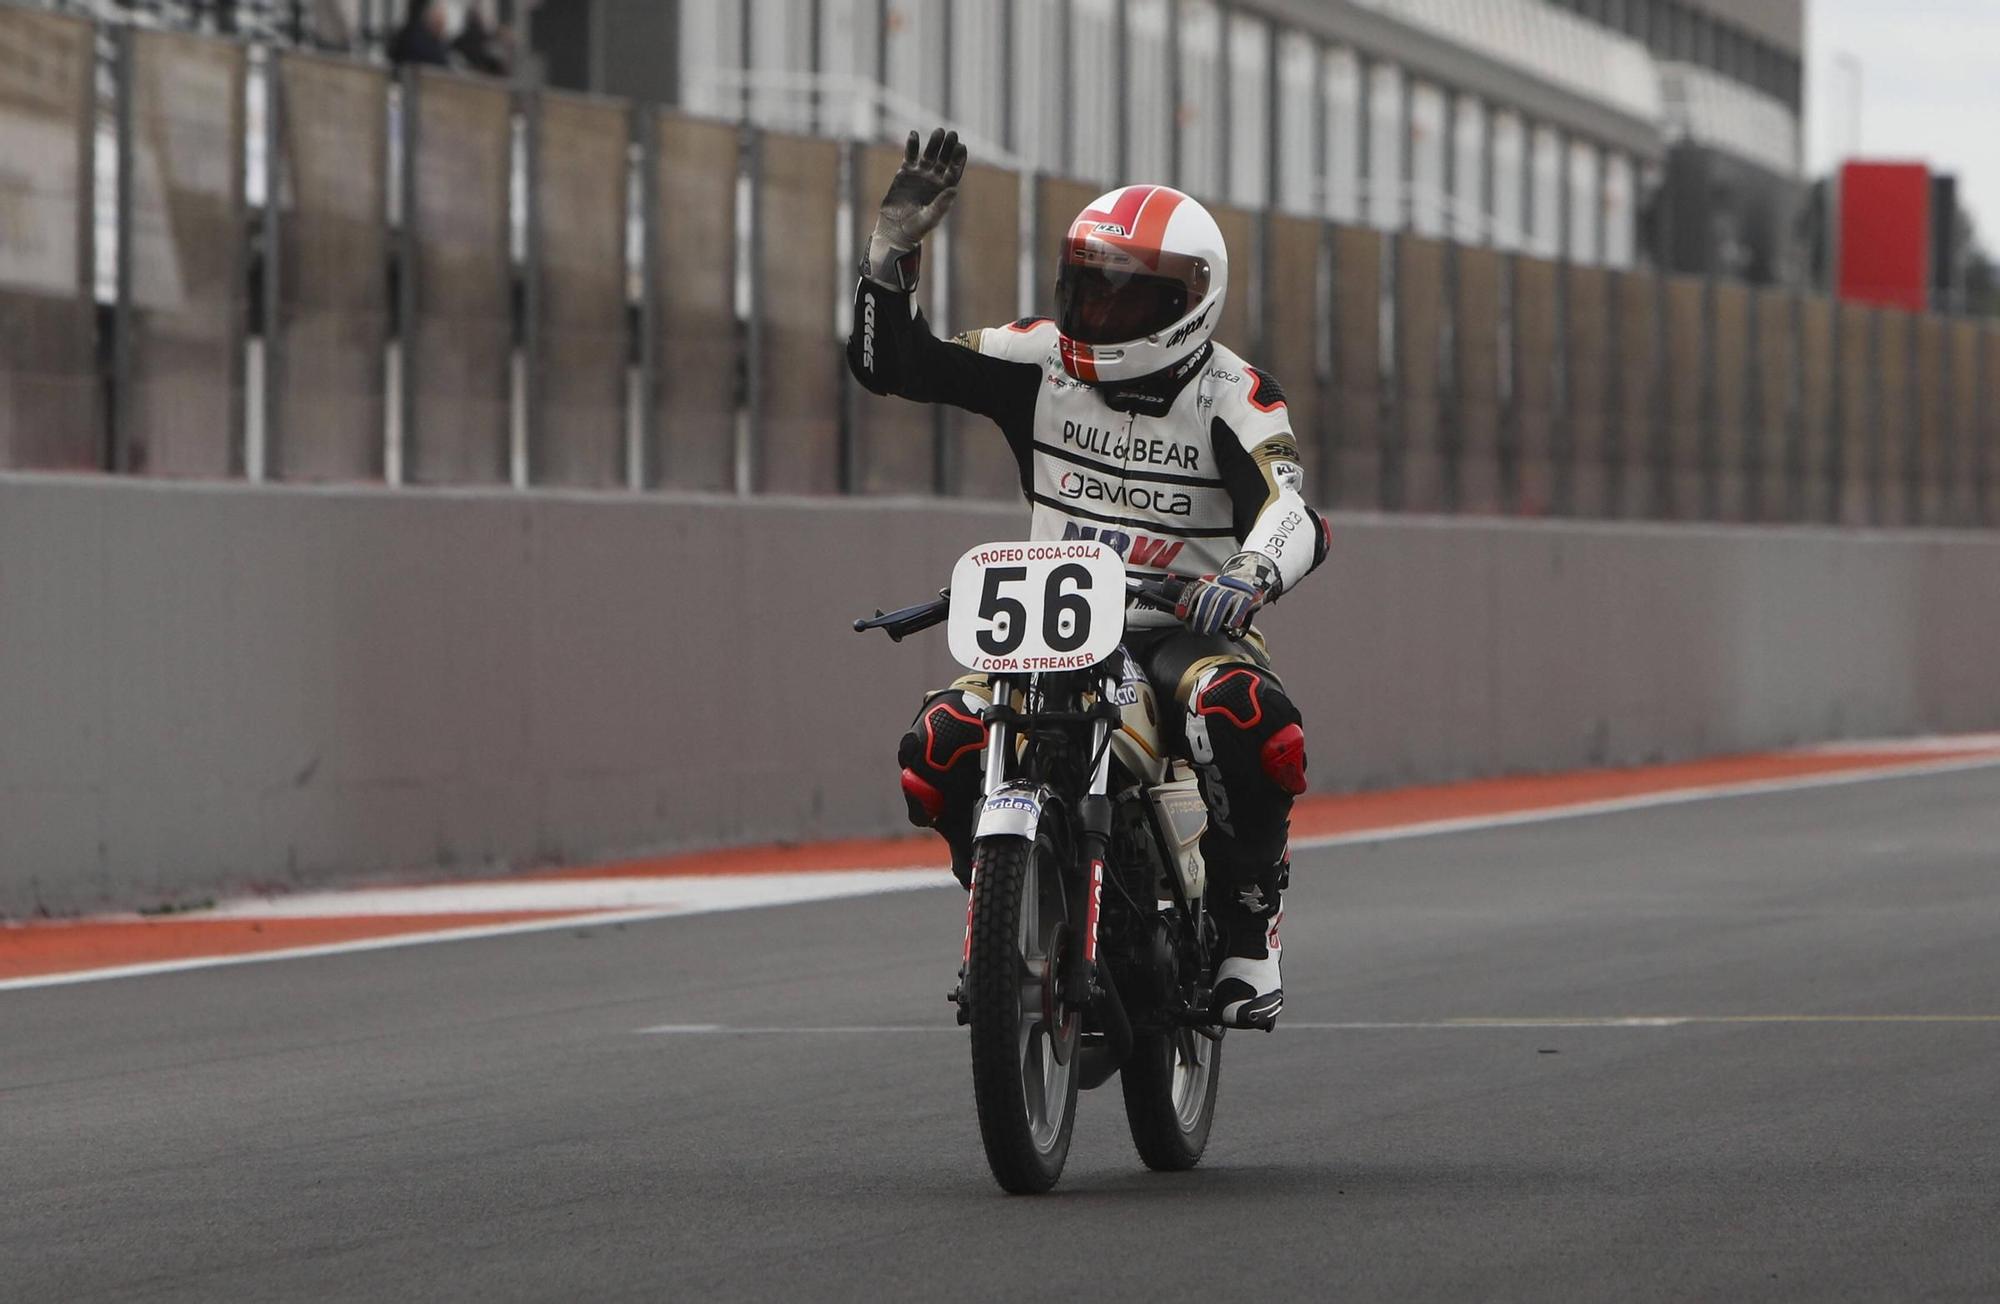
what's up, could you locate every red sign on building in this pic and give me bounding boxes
[1837,162,1932,311]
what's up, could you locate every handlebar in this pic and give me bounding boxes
[851,592,951,642]
[852,574,1190,641]
[1126,574,1190,614]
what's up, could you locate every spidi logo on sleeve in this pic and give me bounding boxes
[860,291,876,371]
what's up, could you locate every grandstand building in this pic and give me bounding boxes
[27,0,1805,279]
[531,0,1805,281]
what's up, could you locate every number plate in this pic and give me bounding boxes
[947,540,1126,674]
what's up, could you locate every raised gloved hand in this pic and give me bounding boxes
[1176,552,1280,639]
[864,127,969,292]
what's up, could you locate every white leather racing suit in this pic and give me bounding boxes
[847,281,1332,623]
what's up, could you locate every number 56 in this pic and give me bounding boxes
[975,563,1094,656]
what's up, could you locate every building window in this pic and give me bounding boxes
[1227,11,1271,207]
[1603,153,1636,269]
[1529,123,1562,258]
[1324,44,1363,223]
[1366,60,1405,231]
[1274,29,1319,217]
[1568,138,1600,265]
[1451,92,1487,244]
[1491,109,1525,250]
[1410,79,1448,237]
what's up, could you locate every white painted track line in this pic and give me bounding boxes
[201,869,945,919]
[8,747,2000,994]
[0,873,943,994]
[1290,753,2000,851]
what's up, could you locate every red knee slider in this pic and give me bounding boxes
[1259,723,1308,795]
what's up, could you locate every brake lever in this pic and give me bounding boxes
[852,590,951,641]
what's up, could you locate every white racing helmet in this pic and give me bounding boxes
[1055,184,1228,385]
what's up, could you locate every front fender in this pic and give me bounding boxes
[973,784,1049,843]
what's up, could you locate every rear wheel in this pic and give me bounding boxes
[965,831,1080,1194]
[1121,1023,1221,1171]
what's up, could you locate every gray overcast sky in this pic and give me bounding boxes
[1805,0,2000,240]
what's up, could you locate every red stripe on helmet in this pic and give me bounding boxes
[1069,185,1186,272]
[1058,334,1100,383]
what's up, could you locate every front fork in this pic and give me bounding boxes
[954,673,1121,1018]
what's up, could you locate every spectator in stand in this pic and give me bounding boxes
[452,4,513,78]
[388,0,451,69]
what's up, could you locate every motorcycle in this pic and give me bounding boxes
[855,539,1227,1194]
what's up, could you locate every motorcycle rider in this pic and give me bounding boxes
[847,129,1330,1031]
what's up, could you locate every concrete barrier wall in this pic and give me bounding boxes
[5,474,2000,916]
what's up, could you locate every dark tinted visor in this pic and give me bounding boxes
[1055,245,1210,345]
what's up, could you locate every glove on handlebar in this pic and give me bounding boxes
[863,127,969,292]
[1176,551,1280,639]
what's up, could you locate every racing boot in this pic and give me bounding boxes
[1208,855,1287,1030]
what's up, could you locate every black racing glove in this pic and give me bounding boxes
[862,126,969,293]
[1176,552,1280,639]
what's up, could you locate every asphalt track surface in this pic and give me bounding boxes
[6,767,2000,1302]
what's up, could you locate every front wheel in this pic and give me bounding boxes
[1121,1024,1222,1171]
[964,832,1080,1194]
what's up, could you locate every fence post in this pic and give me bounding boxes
[1980,323,1995,527]
[1940,313,1960,525]
[1645,271,1668,520]
[1322,220,1345,506]
[1782,291,1804,523]
[1742,289,1764,520]
[1001,0,1017,155]
[635,104,659,488]
[1164,0,1180,190]
[1865,309,1884,525]
[1113,0,1130,185]
[1602,268,1625,517]
[395,66,420,485]
[227,40,250,479]
[1380,230,1402,510]
[78,13,99,471]
[1696,274,1718,520]
[519,87,543,485]
[838,137,861,494]
[740,124,762,495]
[1440,240,1461,512]
[1551,255,1573,516]
[1978,324,1993,526]
[111,25,136,472]
[1058,0,1075,178]
[261,48,286,480]
[1902,311,1922,524]
[1497,251,1518,509]
[1824,298,1845,524]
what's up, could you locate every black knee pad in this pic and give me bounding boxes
[897,690,987,831]
[1184,665,1306,869]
